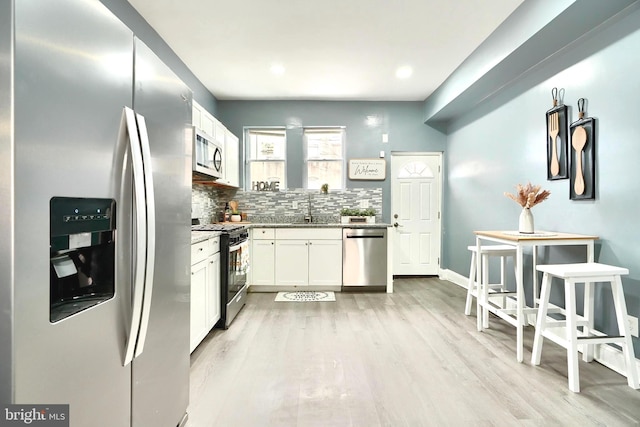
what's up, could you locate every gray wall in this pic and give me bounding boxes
[443,5,640,352]
[0,0,13,405]
[99,0,217,114]
[218,101,447,222]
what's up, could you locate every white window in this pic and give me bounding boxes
[304,128,344,190]
[246,128,286,190]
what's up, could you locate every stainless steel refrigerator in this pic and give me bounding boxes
[0,1,192,426]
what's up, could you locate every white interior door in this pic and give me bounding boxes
[391,153,442,275]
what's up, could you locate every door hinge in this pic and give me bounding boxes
[438,212,440,219]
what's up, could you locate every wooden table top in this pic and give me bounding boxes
[474,230,599,242]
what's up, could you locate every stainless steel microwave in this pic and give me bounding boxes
[192,127,222,179]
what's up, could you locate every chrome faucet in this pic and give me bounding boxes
[304,193,313,223]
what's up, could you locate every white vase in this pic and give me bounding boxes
[519,208,534,233]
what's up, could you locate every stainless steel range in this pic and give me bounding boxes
[192,224,249,328]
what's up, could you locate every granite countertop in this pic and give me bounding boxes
[248,223,391,229]
[191,230,221,244]
[191,224,390,244]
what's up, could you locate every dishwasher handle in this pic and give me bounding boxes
[345,232,386,239]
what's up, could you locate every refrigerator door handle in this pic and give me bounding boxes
[133,113,156,357]
[123,107,148,367]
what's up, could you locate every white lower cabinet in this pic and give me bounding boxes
[250,227,342,290]
[273,239,342,287]
[190,236,220,353]
[308,239,342,286]
[206,252,220,329]
[190,259,208,352]
[251,239,275,286]
[275,240,309,286]
[248,228,342,289]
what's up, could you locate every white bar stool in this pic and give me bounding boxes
[532,263,639,393]
[465,244,517,328]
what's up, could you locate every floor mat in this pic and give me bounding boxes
[274,291,336,302]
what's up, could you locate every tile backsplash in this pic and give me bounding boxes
[192,184,382,224]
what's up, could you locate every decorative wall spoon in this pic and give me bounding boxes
[572,126,587,195]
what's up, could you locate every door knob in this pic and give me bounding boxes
[394,214,398,219]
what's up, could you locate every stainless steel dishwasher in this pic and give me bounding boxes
[342,228,387,291]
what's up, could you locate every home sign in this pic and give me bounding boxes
[348,158,386,180]
[252,181,280,191]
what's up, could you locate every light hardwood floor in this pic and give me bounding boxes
[187,278,640,426]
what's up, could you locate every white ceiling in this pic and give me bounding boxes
[126,0,524,101]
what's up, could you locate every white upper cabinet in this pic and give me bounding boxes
[191,100,239,187]
[192,102,202,130]
[224,130,239,188]
[201,114,214,138]
[192,100,214,137]
[213,119,226,147]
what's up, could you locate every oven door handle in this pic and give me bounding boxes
[229,240,248,253]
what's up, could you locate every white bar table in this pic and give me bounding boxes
[474,230,598,363]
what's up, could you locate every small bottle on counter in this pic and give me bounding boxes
[224,203,230,222]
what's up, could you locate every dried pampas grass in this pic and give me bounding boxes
[504,182,550,209]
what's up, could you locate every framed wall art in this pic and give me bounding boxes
[348,158,386,180]
[569,98,596,200]
[546,87,569,180]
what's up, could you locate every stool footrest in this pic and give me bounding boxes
[539,319,589,328]
[483,304,538,320]
[470,283,506,289]
[468,288,512,298]
[577,335,626,344]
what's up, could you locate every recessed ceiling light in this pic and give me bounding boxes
[395,66,413,79]
[270,64,285,75]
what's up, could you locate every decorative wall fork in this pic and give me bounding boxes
[549,112,560,177]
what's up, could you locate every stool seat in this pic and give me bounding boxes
[536,262,628,278]
[465,244,517,329]
[532,262,638,393]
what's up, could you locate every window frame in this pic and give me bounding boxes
[244,127,287,191]
[303,126,346,190]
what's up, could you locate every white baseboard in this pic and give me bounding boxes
[249,285,342,293]
[439,268,468,288]
[439,268,640,380]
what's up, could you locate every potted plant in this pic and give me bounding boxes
[504,182,550,233]
[230,208,242,222]
[340,207,376,224]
